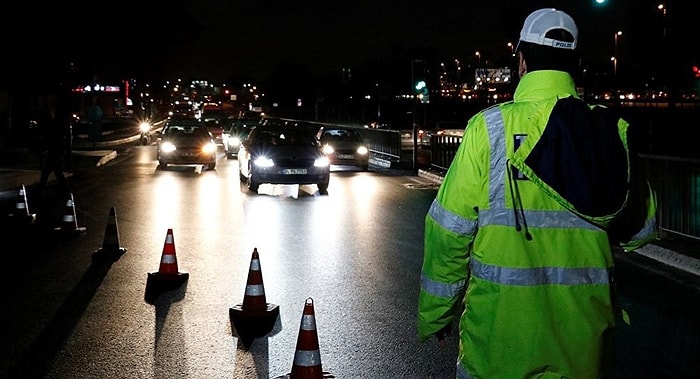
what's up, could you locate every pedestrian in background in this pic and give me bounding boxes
[38,98,70,196]
[417,8,658,378]
[87,96,103,145]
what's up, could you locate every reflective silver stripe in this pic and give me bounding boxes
[161,254,176,264]
[428,199,478,236]
[484,106,507,209]
[165,234,173,244]
[249,259,260,271]
[471,258,610,286]
[457,362,472,379]
[245,284,265,296]
[631,217,657,241]
[420,272,465,298]
[479,208,603,231]
[62,215,75,222]
[293,349,321,367]
[300,314,316,331]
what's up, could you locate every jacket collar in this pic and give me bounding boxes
[513,70,578,102]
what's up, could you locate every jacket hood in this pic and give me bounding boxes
[509,71,630,227]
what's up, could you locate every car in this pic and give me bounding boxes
[156,118,218,170]
[203,119,226,147]
[223,118,256,159]
[202,109,232,147]
[237,124,330,194]
[320,126,370,171]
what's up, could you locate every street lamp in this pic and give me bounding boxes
[507,42,514,57]
[658,3,667,38]
[475,51,481,65]
[613,30,622,77]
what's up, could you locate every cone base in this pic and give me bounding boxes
[93,247,127,262]
[271,371,336,379]
[54,226,87,234]
[8,213,36,224]
[148,271,189,282]
[230,303,280,339]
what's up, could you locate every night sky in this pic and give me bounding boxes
[5,0,698,88]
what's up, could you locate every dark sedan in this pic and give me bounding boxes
[237,125,330,194]
[320,127,370,171]
[156,118,218,170]
[223,118,256,159]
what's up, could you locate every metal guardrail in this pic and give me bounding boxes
[642,154,700,241]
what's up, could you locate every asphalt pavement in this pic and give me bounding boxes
[2,121,699,283]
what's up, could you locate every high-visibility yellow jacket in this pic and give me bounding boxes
[418,70,658,379]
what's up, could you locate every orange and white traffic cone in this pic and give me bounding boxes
[55,192,86,234]
[93,206,127,259]
[230,248,279,343]
[7,184,35,225]
[147,228,188,284]
[274,298,335,379]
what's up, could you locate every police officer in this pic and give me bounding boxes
[417,8,658,378]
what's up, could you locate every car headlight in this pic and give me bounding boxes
[202,142,217,154]
[139,122,151,133]
[356,146,369,155]
[314,156,330,167]
[322,145,334,154]
[160,141,176,153]
[253,156,274,167]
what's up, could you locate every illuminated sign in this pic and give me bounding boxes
[475,68,512,86]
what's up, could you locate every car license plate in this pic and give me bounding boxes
[283,168,307,175]
[338,154,354,159]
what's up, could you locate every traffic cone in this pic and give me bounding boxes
[147,228,189,284]
[55,192,86,234]
[230,248,279,344]
[7,184,35,225]
[274,298,335,379]
[93,206,127,260]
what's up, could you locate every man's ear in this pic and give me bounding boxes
[518,51,527,78]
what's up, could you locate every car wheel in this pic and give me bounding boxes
[206,162,216,170]
[361,164,369,171]
[238,164,246,182]
[247,166,259,193]
[318,182,329,195]
[247,177,259,193]
[158,160,168,169]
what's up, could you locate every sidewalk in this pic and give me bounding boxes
[0,121,141,194]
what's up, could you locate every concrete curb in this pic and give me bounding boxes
[635,244,700,277]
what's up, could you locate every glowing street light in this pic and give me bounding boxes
[658,3,667,38]
[613,30,622,77]
[507,42,514,57]
[475,51,481,65]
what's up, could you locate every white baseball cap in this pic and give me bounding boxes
[517,8,578,50]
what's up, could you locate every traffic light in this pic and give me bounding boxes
[414,80,429,103]
[414,80,427,94]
